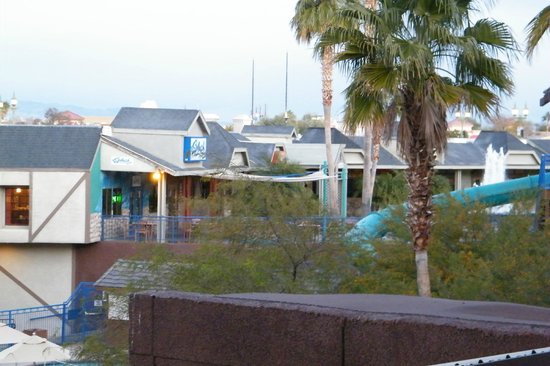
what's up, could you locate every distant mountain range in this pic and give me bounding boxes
[14,100,119,119]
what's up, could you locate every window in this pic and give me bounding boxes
[102,188,122,215]
[5,187,30,226]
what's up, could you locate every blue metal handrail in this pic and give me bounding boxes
[0,282,103,345]
[539,154,550,189]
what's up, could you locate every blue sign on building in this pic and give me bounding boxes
[184,137,207,162]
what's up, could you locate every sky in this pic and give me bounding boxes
[0,0,549,125]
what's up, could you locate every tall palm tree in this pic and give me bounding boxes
[525,5,550,60]
[291,0,354,216]
[321,0,517,296]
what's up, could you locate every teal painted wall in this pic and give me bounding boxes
[90,147,102,213]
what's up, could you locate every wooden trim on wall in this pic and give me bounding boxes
[31,174,87,242]
[0,265,59,315]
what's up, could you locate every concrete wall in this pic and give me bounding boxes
[129,292,550,366]
[0,244,73,309]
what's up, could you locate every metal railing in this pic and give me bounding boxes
[0,282,105,345]
[101,215,348,244]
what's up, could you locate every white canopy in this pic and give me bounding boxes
[0,334,71,364]
[0,324,27,346]
[209,170,333,183]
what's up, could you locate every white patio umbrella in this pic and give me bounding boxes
[0,334,71,364]
[0,324,27,345]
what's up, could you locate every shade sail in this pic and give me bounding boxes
[0,334,71,364]
[0,324,27,346]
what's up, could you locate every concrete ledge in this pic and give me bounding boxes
[129,292,550,365]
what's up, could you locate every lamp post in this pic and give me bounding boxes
[9,93,18,123]
[454,110,471,137]
[511,104,529,137]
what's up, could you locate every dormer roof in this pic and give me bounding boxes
[111,107,209,134]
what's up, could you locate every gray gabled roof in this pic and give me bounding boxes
[0,125,101,169]
[298,128,361,149]
[205,122,248,169]
[529,139,550,155]
[348,136,405,167]
[437,142,486,167]
[95,259,174,290]
[242,125,297,137]
[111,107,203,132]
[474,131,533,153]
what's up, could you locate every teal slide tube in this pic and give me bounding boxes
[350,172,550,240]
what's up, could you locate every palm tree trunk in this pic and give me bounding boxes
[362,126,373,215]
[404,104,436,297]
[360,0,379,217]
[322,46,339,216]
[415,249,431,297]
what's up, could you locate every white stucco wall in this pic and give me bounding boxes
[0,244,73,309]
[31,172,87,244]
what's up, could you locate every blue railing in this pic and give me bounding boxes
[539,154,550,189]
[0,282,105,345]
[101,215,347,244]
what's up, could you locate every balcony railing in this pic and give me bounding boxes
[101,215,347,244]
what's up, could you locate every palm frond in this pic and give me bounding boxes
[525,5,550,60]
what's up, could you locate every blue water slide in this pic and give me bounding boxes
[350,172,550,240]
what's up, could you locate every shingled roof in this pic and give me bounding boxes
[95,259,174,290]
[529,139,550,155]
[205,122,248,169]
[348,136,406,167]
[242,125,297,137]
[298,127,361,149]
[437,142,486,167]
[0,125,100,169]
[111,107,205,132]
[474,131,532,153]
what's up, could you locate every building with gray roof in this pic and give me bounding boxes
[111,107,203,132]
[0,125,101,169]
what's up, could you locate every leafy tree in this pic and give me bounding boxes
[0,101,9,121]
[258,111,324,134]
[488,115,535,137]
[319,0,517,296]
[343,193,550,307]
[44,107,60,124]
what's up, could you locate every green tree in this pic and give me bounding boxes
[258,111,324,134]
[343,194,550,307]
[525,5,550,60]
[320,0,517,296]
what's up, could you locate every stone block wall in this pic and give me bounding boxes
[129,292,550,365]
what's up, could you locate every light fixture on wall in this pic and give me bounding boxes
[15,187,22,194]
[152,171,161,181]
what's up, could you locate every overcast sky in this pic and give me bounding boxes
[0,0,548,125]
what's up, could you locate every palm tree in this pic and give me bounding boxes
[291,0,355,216]
[321,0,517,296]
[525,5,550,60]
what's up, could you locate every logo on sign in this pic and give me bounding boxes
[111,156,134,165]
